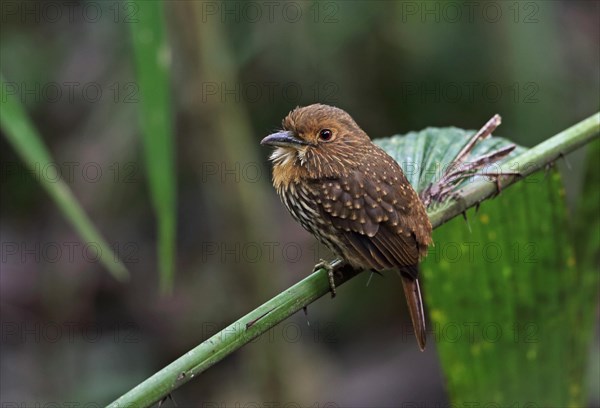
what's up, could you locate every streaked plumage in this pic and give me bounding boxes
[262,104,432,350]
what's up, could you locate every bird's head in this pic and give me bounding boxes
[261,104,371,183]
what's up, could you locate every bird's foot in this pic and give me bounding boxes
[313,258,345,298]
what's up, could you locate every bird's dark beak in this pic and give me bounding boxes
[261,131,310,147]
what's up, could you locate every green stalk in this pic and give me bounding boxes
[108,112,599,408]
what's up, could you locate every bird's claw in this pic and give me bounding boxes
[313,258,344,298]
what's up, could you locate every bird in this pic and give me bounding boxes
[261,104,433,351]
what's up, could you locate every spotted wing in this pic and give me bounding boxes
[310,152,431,276]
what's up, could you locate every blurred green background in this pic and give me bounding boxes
[1,0,598,406]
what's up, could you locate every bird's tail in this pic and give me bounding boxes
[401,274,427,351]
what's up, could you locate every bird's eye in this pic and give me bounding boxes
[319,129,333,141]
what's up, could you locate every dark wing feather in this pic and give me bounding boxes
[312,150,429,272]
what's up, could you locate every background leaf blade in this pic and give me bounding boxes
[129,1,176,293]
[0,74,129,281]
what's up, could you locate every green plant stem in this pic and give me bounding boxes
[108,112,599,408]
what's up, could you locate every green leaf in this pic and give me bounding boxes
[376,126,595,405]
[375,126,526,194]
[422,170,594,406]
[573,139,600,401]
[575,139,600,268]
[129,1,176,293]
[0,74,128,281]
